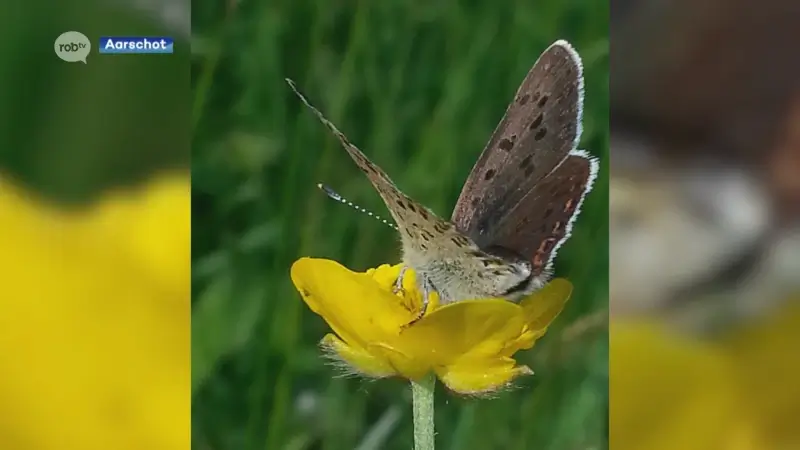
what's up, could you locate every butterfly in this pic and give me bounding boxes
[287,40,598,324]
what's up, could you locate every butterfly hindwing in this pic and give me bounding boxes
[483,150,598,279]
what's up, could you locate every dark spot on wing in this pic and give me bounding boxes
[484,169,496,181]
[407,202,416,213]
[419,208,429,220]
[449,235,470,247]
[518,93,530,105]
[396,199,406,210]
[514,216,531,232]
[498,138,514,151]
[433,222,451,233]
[538,94,549,108]
[519,155,533,169]
[529,113,543,130]
[524,165,535,177]
[471,197,480,208]
[405,229,414,238]
[534,128,547,141]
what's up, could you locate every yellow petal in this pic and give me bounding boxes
[369,342,430,381]
[520,278,572,331]
[320,334,397,378]
[504,278,572,354]
[366,263,403,290]
[290,258,413,350]
[396,300,525,365]
[436,356,532,395]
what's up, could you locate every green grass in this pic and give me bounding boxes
[191,1,609,449]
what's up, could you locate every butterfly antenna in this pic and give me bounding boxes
[317,183,398,231]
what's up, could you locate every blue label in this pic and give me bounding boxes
[98,37,174,54]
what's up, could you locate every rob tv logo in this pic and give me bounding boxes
[54,31,91,63]
[59,42,87,52]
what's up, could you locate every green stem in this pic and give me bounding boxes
[411,373,436,450]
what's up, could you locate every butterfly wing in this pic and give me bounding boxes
[286,79,473,257]
[481,150,598,278]
[452,40,585,247]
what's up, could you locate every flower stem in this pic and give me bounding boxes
[411,373,436,450]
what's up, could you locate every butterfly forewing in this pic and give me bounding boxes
[286,79,477,258]
[452,41,585,246]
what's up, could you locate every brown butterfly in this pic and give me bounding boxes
[288,40,598,322]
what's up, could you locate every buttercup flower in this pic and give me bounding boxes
[290,257,572,395]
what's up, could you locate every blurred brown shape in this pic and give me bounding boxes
[613,0,800,220]
[611,0,800,326]
[771,93,800,221]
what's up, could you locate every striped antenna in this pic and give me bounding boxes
[317,183,398,231]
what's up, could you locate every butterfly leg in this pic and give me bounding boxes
[392,266,409,295]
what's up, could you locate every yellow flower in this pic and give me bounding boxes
[0,173,189,450]
[290,257,572,395]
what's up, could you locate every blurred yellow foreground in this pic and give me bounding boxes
[612,301,800,450]
[0,174,189,450]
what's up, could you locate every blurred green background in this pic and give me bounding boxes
[0,1,189,450]
[0,0,188,203]
[191,1,608,449]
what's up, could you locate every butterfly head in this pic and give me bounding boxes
[474,245,550,302]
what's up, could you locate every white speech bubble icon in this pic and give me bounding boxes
[54,31,91,63]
